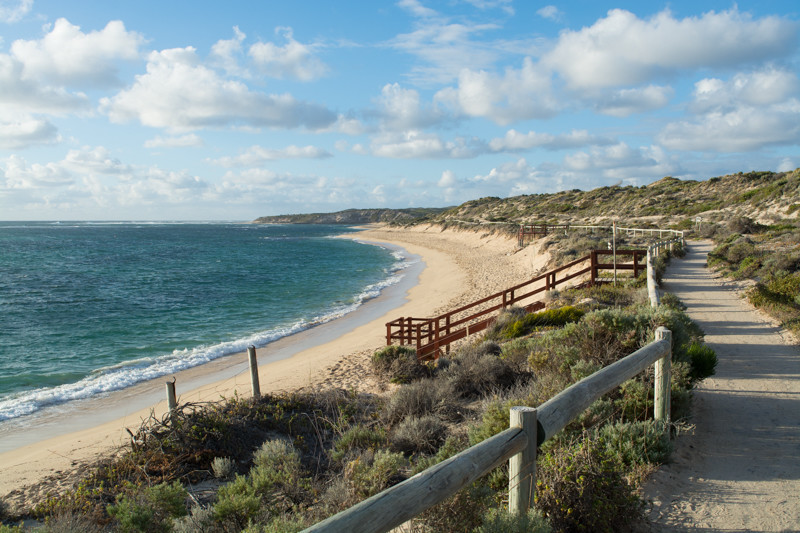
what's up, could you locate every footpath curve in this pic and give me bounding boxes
[644,241,800,531]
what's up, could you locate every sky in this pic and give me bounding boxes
[0,0,798,221]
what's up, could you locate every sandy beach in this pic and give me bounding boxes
[0,224,550,507]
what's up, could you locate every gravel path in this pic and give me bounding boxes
[644,241,800,532]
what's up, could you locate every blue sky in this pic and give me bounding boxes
[1,0,798,220]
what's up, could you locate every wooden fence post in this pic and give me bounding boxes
[165,377,177,411]
[509,407,538,515]
[248,345,261,399]
[654,327,672,422]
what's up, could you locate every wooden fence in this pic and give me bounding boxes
[517,222,684,247]
[302,327,673,532]
[386,249,646,359]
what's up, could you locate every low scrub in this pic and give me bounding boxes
[371,345,428,383]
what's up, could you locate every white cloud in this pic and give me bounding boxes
[537,6,562,21]
[659,68,800,152]
[0,115,59,149]
[377,83,443,130]
[691,67,800,112]
[435,57,558,124]
[438,169,457,187]
[100,47,337,132]
[489,129,615,152]
[211,27,248,78]
[544,8,798,90]
[11,18,145,87]
[594,85,674,116]
[464,0,514,15]
[249,27,328,81]
[389,15,501,86]
[370,130,484,158]
[397,0,438,19]
[144,134,204,148]
[0,0,32,23]
[209,145,333,167]
[0,54,90,114]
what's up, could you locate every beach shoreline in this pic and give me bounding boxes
[0,224,549,505]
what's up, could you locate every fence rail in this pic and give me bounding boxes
[518,223,684,247]
[303,327,673,533]
[386,249,647,359]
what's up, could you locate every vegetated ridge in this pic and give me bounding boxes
[252,169,799,230]
[430,169,799,228]
[252,207,448,225]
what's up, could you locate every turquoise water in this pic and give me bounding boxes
[0,222,403,421]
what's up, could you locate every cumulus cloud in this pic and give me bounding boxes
[11,18,145,87]
[370,130,484,158]
[209,145,333,167]
[659,68,800,152]
[594,85,674,116]
[0,54,90,114]
[0,115,60,149]
[471,143,682,197]
[100,47,337,132]
[377,83,444,130]
[211,26,248,78]
[435,57,559,124]
[144,134,204,148]
[489,129,615,152]
[249,27,328,81]
[544,8,798,90]
[438,169,457,187]
[0,0,32,23]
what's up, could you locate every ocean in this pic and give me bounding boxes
[0,222,406,423]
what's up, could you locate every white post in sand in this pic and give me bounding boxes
[166,377,177,411]
[248,345,261,399]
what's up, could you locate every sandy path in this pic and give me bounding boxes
[644,241,800,531]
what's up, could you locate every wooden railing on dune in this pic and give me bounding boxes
[386,248,646,359]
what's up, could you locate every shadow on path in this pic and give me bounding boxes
[644,241,800,532]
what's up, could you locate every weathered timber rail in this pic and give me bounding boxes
[386,248,646,359]
[303,327,674,533]
[518,222,684,247]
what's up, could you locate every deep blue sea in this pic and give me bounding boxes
[0,222,404,422]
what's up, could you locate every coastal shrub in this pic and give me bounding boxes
[211,456,236,479]
[686,342,718,382]
[171,505,216,533]
[391,415,447,455]
[485,306,529,339]
[383,378,458,423]
[441,348,517,398]
[415,482,495,532]
[497,306,585,339]
[106,481,188,533]
[213,439,307,527]
[536,437,645,533]
[371,345,427,383]
[475,507,552,533]
[243,515,307,532]
[595,420,673,467]
[330,424,387,463]
[344,450,406,499]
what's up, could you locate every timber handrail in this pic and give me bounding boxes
[386,249,647,359]
[302,327,673,533]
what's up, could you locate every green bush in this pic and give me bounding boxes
[344,450,406,499]
[687,342,718,382]
[440,349,517,398]
[213,439,306,527]
[536,438,645,533]
[595,420,673,466]
[330,424,387,463]
[371,345,427,383]
[498,306,585,339]
[383,378,458,423]
[475,507,552,533]
[391,415,447,455]
[107,481,188,533]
